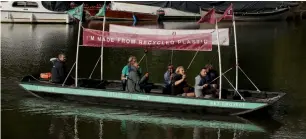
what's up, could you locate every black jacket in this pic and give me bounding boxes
[51,59,67,83]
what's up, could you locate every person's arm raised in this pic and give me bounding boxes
[174,74,186,86]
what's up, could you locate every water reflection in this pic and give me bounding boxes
[15,98,283,139]
[1,24,75,77]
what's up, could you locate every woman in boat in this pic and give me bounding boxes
[171,66,195,97]
[126,62,149,93]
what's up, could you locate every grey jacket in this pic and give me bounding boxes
[126,66,148,93]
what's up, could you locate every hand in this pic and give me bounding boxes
[182,74,186,79]
[170,74,173,79]
[203,84,208,87]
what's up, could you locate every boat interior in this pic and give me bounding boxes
[21,74,284,103]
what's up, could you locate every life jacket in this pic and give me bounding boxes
[40,72,52,80]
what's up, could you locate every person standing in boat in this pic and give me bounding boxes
[50,53,73,85]
[171,66,194,97]
[194,68,216,98]
[121,56,142,91]
[126,62,149,93]
[163,64,174,94]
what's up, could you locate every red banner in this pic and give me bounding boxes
[82,28,212,51]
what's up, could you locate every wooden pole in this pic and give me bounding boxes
[215,19,222,99]
[100,2,106,81]
[75,20,82,87]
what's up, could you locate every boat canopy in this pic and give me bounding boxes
[109,24,230,46]
[82,28,212,51]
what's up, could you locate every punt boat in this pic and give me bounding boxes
[18,5,286,116]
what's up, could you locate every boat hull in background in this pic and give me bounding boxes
[89,10,158,21]
[1,11,71,24]
[200,8,292,21]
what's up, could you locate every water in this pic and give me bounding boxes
[1,20,306,139]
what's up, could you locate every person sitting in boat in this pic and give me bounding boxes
[194,67,217,98]
[126,62,149,93]
[163,64,174,94]
[121,56,142,91]
[50,53,73,85]
[171,66,195,97]
[205,64,218,85]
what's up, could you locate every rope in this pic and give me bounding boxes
[170,50,174,64]
[145,54,149,72]
[223,74,245,101]
[138,49,148,64]
[209,67,233,84]
[89,56,101,79]
[238,66,261,92]
[62,62,76,86]
[187,51,199,70]
[138,53,146,64]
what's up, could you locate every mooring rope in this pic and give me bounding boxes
[89,56,102,79]
[62,62,76,86]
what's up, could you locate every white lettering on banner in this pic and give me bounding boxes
[125,39,130,44]
[88,36,209,46]
[131,39,136,44]
[90,36,95,40]
[83,28,213,51]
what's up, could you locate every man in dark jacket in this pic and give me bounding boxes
[205,64,218,86]
[51,53,68,84]
[126,62,149,93]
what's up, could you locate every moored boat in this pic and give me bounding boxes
[200,7,292,21]
[0,1,72,24]
[110,1,300,21]
[69,2,158,21]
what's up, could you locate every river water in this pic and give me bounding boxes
[1,20,306,139]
